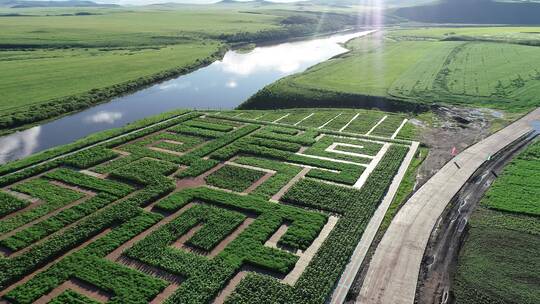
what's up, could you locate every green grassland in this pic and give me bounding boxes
[243,27,540,112]
[0,109,414,303]
[452,140,540,304]
[0,4,358,132]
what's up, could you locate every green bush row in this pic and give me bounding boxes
[62,146,119,169]
[184,119,234,132]
[4,212,165,304]
[0,192,117,252]
[0,191,29,218]
[1,179,85,234]
[233,156,302,201]
[45,168,133,197]
[205,165,266,192]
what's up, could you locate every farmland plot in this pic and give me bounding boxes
[0,110,416,303]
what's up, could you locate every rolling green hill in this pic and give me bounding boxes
[396,0,540,24]
[242,28,540,112]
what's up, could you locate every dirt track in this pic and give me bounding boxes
[357,107,540,304]
[415,130,538,304]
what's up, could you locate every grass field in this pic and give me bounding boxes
[243,27,540,112]
[452,140,540,304]
[0,109,415,303]
[0,4,358,132]
[0,42,221,113]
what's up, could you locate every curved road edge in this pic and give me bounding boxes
[357,107,540,304]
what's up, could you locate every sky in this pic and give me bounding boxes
[92,0,302,5]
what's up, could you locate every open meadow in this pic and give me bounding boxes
[243,27,540,112]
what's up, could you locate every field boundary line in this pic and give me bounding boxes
[352,143,391,189]
[294,113,315,126]
[295,153,368,167]
[325,143,375,160]
[273,113,290,123]
[365,116,388,136]
[339,113,360,132]
[318,113,342,129]
[391,119,408,139]
[331,141,419,303]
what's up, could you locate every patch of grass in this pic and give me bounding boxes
[205,165,265,192]
[481,141,540,217]
[453,208,540,304]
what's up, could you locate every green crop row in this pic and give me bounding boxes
[184,119,235,132]
[0,169,135,252]
[1,179,86,234]
[176,159,219,179]
[48,289,101,304]
[168,125,225,139]
[233,156,303,200]
[4,212,165,304]
[210,140,364,186]
[370,115,406,138]
[253,127,319,145]
[186,205,246,252]
[0,191,29,218]
[205,165,266,192]
[62,146,119,169]
[45,168,134,197]
[152,133,204,153]
[343,112,385,134]
[0,192,117,252]
[126,187,326,303]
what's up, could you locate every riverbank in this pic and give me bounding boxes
[0,5,361,135]
[0,30,371,163]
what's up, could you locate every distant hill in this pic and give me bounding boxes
[0,0,119,8]
[306,0,437,7]
[396,0,540,24]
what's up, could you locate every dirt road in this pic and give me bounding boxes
[357,108,540,304]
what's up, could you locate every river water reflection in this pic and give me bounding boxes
[0,30,374,164]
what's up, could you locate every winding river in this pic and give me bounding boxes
[0,30,374,164]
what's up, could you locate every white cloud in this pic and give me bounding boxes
[226,80,238,88]
[216,30,372,76]
[84,111,123,124]
[159,81,191,91]
[0,126,41,164]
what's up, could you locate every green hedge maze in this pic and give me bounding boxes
[0,110,414,304]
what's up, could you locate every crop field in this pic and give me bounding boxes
[0,109,416,303]
[452,140,540,304]
[244,27,540,111]
[218,109,414,140]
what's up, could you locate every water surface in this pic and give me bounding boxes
[0,30,374,164]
